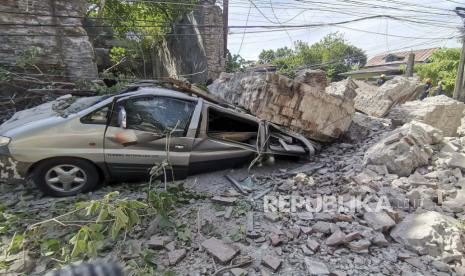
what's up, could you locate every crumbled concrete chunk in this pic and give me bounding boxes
[201,237,239,264]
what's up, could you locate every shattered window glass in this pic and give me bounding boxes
[123,96,195,137]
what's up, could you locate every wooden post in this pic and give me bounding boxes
[405,53,415,77]
[453,7,465,101]
[223,0,229,58]
[453,37,465,101]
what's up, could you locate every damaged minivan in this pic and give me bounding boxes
[0,85,316,196]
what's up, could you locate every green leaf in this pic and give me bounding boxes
[89,223,104,233]
[75,200,93,209]
[40,239,61,257]
[71,239,87,258]
[111,223,121,240]
[111,207,129,239]
[105,191,120,200]
[7,233,24,255]
[141,249,158,268]
[127,209,140,227]
[128,200,148,209]
[96,207,109,223]
[86,201,100,216]
[87,241,98,257]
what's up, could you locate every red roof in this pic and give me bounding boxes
[366,48,438,67]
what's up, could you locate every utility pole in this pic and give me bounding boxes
[453,7,465,101]
[405,52,415,77]
[223,0,229,58]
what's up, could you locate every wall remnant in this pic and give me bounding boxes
[151,0,226,83]
[0,0,98,81]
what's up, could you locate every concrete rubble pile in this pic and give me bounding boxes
[354,77,422,117]
[4,75,465,275]
[208,71,357,142]
[388,95,465,137]
[364,120,443,176]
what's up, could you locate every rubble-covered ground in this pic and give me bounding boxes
[1,103,465,275]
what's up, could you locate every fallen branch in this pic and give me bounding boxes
[26,89,97,97]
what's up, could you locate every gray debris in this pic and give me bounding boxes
[168,249,187,265]
[304,258,330,275]
[261,255,282,272]
[325,231,347,246]
[211,196,237,205]
[390,211,464,258]
[201,237,239,264]
[148,236,171,250]
[363,212,396,232]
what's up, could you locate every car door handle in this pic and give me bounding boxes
[174,144,185,149]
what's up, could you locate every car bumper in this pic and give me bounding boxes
[0,146,28,179]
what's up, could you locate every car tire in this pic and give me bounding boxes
[31,158,100,197]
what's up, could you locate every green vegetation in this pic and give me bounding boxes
[87,0,197,43]
[225,51,254,73]
[415,48,461,95]
[86,0,198,78]
[0,182,208,274]
[257,32,367,80]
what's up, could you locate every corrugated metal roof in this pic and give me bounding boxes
[366,48,438,67]
[341,64,401,76]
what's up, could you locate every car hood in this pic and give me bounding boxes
[0,95,104,137]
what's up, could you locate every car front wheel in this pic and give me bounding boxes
[31,158,100,197]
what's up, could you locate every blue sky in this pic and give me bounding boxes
[226,0,464,60]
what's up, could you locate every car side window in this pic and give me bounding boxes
[122,96,195,137]
[81,105,110,125]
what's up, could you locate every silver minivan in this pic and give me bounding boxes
[0,86,315,196]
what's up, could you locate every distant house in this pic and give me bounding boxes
[245,64,277,73]
[341,48,438,80]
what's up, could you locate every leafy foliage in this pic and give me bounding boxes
[109,46,127,64]
[87,0,198,45]
[258,47,293,64]
[257,32,367,80]
[85,0,198,78]
[226,51,254,73]
[415,48,461,95]
[69,192,149,259]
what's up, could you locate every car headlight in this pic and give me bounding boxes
[0,136,11,146]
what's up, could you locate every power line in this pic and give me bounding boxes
[237,3,252,55]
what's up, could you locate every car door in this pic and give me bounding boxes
[104,95,199,181]
[189,105,259,173]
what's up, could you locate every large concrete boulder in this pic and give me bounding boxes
[364,121,443,176]
[355,77,421,117]
[208,72,357,142]
[389,96,465,137]
[390,211,464,259]
[294,69,327,92]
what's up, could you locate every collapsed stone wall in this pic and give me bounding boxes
[0,0,98,81]
[208,72,357,142]
[354,77,421,117]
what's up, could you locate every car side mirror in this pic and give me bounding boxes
[118,107,127,129]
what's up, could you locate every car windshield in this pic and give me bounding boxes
[57,96,107,116]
